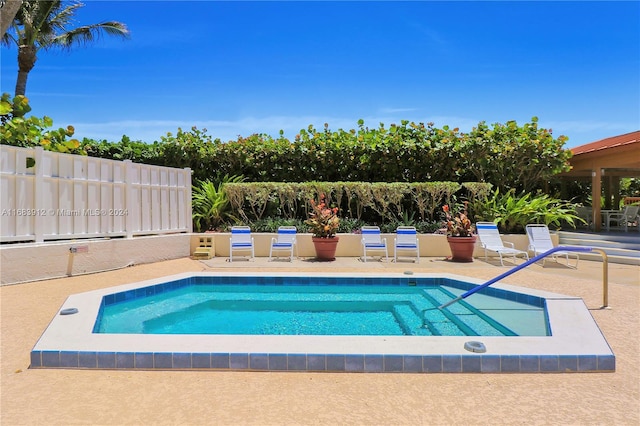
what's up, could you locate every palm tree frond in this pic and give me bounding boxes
[49,2,84,25]
[20,1,62,43]
[1,30,16,47]
[52,22,129,49]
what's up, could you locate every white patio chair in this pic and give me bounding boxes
[526,224,579,268]
[229,226,254,262]
[393,226,420,263]
[607,205,640,232]
[360,226,388,262]
[575,206,593,229]
[475,222,529,266]
[269,226,297,262]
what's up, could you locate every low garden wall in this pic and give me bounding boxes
[191,232,535,259]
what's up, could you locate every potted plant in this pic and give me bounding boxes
[305,194,340,261]
[442,202,476,262]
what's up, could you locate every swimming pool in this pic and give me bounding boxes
[30,272,615,373]
[93,278,548,337]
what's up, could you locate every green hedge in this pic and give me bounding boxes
[76,118,570,194]
[224,181,492,225]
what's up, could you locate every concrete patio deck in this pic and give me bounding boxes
[1,255,638,425]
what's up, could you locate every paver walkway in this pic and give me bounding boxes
[1,256,638,425]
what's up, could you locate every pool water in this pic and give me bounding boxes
[94,279,549,337]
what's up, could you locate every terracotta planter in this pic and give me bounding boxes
[446,236,477,262]
[312,236,339,261]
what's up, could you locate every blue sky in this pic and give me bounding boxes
[1,1,638,148]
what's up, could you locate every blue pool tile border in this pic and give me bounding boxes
[211,353,229,369]
[307,354,326,371]
[326,355,346,371]
[98,276,547,310]
[289,354,307,371]
[364,355,383,372]
[28,350,616,373]
[249,353,268,370]
[345,355,365,372]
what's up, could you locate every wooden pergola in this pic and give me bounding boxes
[560,130,640,231]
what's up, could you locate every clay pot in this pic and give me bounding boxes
[312,236,339,261]
[446,236,477,262]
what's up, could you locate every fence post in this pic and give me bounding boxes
[34,147,44,243]
[185,167,192,233]
[124,160,134,239]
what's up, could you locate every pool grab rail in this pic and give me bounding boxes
[438,246,610,310]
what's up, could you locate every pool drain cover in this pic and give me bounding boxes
[464,341,486,353]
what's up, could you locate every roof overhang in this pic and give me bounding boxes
[561,131,640,178]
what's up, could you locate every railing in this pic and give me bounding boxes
[1,146,192,243]
[439,246,610,310]
[623,197,640,205]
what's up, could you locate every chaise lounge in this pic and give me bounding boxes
[476,222,529,266]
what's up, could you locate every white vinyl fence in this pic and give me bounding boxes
[1,145,192,243]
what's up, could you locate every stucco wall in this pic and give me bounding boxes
[1,234,191,285]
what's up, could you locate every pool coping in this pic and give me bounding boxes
[30,272,615,373]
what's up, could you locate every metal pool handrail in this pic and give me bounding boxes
[438,246,610,310]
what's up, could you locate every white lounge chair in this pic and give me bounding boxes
[269,226,297,261]
[393,226,420,263]
[360,226,388,262]
[526,224,579,268]
[606,205,640,232]
[229,226,254,262]
[475,222,529,266]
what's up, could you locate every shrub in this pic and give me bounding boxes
[469,189,585,233]
[191,175,243,232]
[0,93,83,154]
